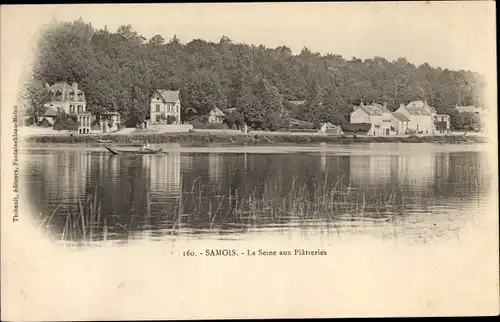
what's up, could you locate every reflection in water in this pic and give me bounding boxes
[21,147,491,244]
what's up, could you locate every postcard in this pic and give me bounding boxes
[1,2,498,320]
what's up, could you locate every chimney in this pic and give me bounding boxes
[72,82,78,101]
[360,99,364,107]
[400,103,404,109]
[383,102,387,108]
[61,85,66,101]
[45,83,49,89]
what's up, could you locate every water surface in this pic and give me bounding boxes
[21,143,491,244]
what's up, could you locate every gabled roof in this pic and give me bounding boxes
[210,107,225,117]
[48,82,73,92]
[44,106,58,117]
[405,100,435,115]
[155,89,180,103]
[47,82,83,94]
[357,103,390,115]
[391,112,410,122]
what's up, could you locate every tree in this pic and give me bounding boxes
[21,81,52,122]
[53,111,78,132]
[24,18,486,135]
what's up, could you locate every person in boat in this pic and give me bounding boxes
[140,140,151,151]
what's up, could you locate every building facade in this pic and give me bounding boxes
[350,101,393,136]
[150,89,181,124]
[43,82,91,134]
[395,100,450,135]
[390,112,410,135]
[100,112,121,133]
[208,107,226,124]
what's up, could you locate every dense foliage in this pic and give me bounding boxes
[22,19,487,130]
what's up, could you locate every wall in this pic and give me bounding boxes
[148,124,193,133]
[208,114,224,124]
[390,117,408,135]
[350,108,370,123]
[396,107,433,134]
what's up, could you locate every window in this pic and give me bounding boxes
[156,104,160,112]
[70,105,75,113]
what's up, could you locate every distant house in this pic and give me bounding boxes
[289,118,314,129]
[390,112,409,135]
[455,105,485,115]
[350,100,393,136]
[43,81,91,134]
[150,89,181,124]
[395,100,450,135]
[208,107,226,124]
[319,122,343,135]
[42,106,58,125]
[99,111,121,133]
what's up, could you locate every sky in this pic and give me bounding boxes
[2,3,496,71]
[1,2,497,107]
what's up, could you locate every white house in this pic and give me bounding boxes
[395,100,450,135]
[150,89,181,124]
[395,101,431,134]
[455,105,485,115]
[350,101,393,136]
[318,122,343,135]
[208,107,226,124]
[42,81,91,134]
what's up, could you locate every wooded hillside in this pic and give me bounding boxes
[23,19,486,130]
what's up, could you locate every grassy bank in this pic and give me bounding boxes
[23,131,487,144]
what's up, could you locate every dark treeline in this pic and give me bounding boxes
[23,19,486,130]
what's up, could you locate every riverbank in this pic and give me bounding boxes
[22,131,488,144]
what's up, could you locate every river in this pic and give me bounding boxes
[19,142,492,245]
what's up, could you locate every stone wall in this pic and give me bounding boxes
[148,124,193,133]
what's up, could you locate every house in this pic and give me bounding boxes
[390,112,409,135]
[43,81,91,134]
[319,122,343,135]
[99,112,121,133]
[208,107,226,124]
[150,89,181,124]
[395,100,450,135]
[42,106,58,125]
[350,100,393,136]
[455,105,485,115]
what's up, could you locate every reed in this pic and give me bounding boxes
[40,171,442,244]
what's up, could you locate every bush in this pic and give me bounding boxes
[166,115,177,124]
[340,123,372,134]
[38,117,52,127]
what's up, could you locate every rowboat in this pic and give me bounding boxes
[98,139,113,143]
[104,145,163,155]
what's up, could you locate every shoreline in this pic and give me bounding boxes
[21,131,488,144]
